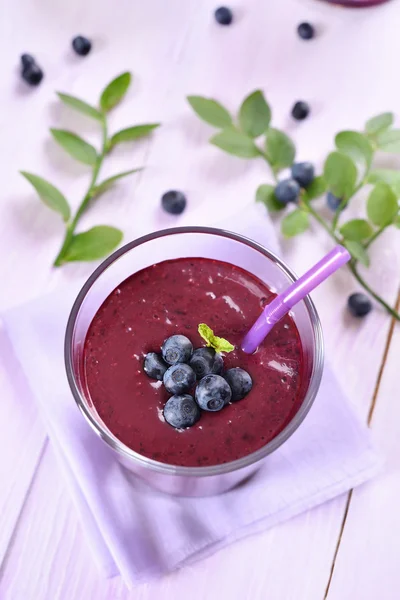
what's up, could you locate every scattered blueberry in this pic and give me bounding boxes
[291,101,310,121]
[224,368,252,401]
[161,334,193,365]
[22,63,44,86]
[163,363,196,395]
[275,179,300,204]
[189,347,223,379]
[143,352,168,381]
[195,374,232,412]
[297,22,315,40]
[21,54,35,68]
[214,6,233,25]
[163,394,201,429]
[72,36,92,56]
[291,162,315,188]
[161,190,187,215]
[326,192,343,212]
[347,293,372,318]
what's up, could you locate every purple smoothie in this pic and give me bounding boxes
[83,257,305,467]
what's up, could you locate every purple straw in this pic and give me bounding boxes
[241,244,351,354]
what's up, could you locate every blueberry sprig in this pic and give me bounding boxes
[188,93,400,321]
[20,73,160,266]
[144,331,252,430]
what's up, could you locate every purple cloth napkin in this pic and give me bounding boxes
[1,206,381,587]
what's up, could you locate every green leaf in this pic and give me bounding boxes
[265,128,295,171]
[281,210,309,238]
[210,126,260,158]
[238,90,271,138]
[56,92,103,121]
[50,129,97,166]
[187,96,232,128]
[394,215,400,228]
[366,182,398,227]
[376,129,400,153]
[344,240,370,267]
[93,168,142,197]
[335,131,373,169]
[365,112,393,136]
[100,72,131,113]
[303,176,327,200]
[20,171,70,222]
[255,184,284,211]
[368,169,400,196]
[110,123,160,148]
[62,226,123,263]
[339,219,374,242]
[323,152,357,199]
[198,323,234,354]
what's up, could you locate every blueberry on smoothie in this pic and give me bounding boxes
[189,347,223,379]
[195,374,232,412]
[224,368,252,401]
[161,334,193,365]
[163,363,196,394]
[143,352,168,380]
[163,394,201,429]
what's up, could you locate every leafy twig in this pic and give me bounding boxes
[188,92,400,320]
[21,72,160,267]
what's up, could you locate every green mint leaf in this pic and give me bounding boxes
[365,112,393,136]
[198,323,234,354]
[57,92,103,121]
[50,129,97,166]
[110,123,160,148]
[323,151,357,199]
[344,240,370,267]
[335,130,373,169]
[62,226,123,263]
[339,219,374,242]
[93,168,143,197]
[187,96,232,128]
[265,128,295,171]
[368,169,400,196]
[303,175,327,200]
[210,126,260,158]
[367,182,398,227]
[20,171,70,222]
[100,72,131,113]
[238,90,271,138]
[281,209,309,238]
[375,129,400,153]
[256,184,284,211]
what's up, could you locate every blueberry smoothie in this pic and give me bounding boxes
[83,258,305,467]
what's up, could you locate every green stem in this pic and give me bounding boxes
[364,224,388,249]
[306,201,342,243]
[53,116,108,267]
[349,262,400,320]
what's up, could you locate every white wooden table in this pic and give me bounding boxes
[1,0,400,598]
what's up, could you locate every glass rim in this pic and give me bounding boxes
[65,226,324,478]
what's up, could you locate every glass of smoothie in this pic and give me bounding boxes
[65,227,324,496]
